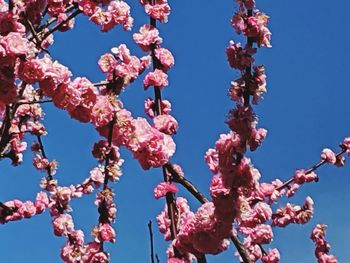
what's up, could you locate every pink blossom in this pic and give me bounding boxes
[98,53,117,73]
[90,252,109,263]
[52,214,74,236]
[143,69,168,89]
[133,24,162,52]
[35,191,49,214]
[342,137,350,155]
[1,32,29,55]
[249,128,267,151]
[311,224,338,263]
[90,96,115,127]
[321,148,336,164]
[18,201,37,218]
[205,148,219,174]
[154,182,178,199]
[89,166,105,186]
[144,98,171,118]
[33,154,50,172]
[261,248,280,263]
[153,114,178,135]
[52,83,82,112]
[17,60,44,84]
[108,0,133,31]
[231,12,246,34]
[226,41,255,71]
[155,48,175,71]
[94,223,116,243]
[293,169,318,184]
[286,183,300,197]
[144,2,171,23]
[248,224,273,244]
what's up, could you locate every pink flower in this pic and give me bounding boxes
[89,166,105,186]
[342,137,350,155]
[143,69,168,89]
[205,148,219,174]
[249,128,267,151]
[144,98,171,118]
[52,83,82,112]
[90,252,109,263]
[1,32,29,55]
[286,183,300,197]
[248,224,273,244]
[94,223,116,243]
[133,24,162,52]
[311,224,338,263]
[144,1,171,23]
[155,47,175,71]
[153,114,178,135]
[154,182,178,199]
[35,191,49,213]
[52,214,74,236]
[108,0,133,31]
[226,41,255,71]
[33,154,50,172]
[293,169,318,184]
[261,248,280,263]
[321,148,336,164]
[17,60,44,84]
[18,201,37,218]
[90,95,115,127]
[98,53,117,73]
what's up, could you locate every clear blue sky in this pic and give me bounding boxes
[1,1,350,262]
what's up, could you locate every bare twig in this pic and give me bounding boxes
[148,220,155,263]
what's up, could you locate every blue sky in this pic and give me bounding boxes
[1,1,350,262]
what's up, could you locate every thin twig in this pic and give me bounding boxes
[230,235,253,263]
[40,9,82,42]
[16,99,53,106]
[164,163,209,204]
[103,120,115,190]
[276,148,347,191]
[148,220,155,263]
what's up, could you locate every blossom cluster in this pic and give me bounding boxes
[310,224,338,263]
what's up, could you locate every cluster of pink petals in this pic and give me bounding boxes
[272,196,314,227]
[98,44,151,88]
[226,41,255,71]
[153,182,178,199]
[79,0,133,31]
[93,223,116,243]
[143,68,168,89]
[226,105,257,140]
[321,148,337,164]
[153,114,178,135]
[341,137,350,155]
[92,140,120,163]
[311,224,338,263]
[158,198,231,257]
[145,98,172,118]
[133,24,163,52]
[140,0,171,23]
[231,11,271,47]
[0,192,49,224]
[131,118,176,169]
[33,154,58,175]
[261,248,280,263]
[293,169,318,184]
[154,47,175,71]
